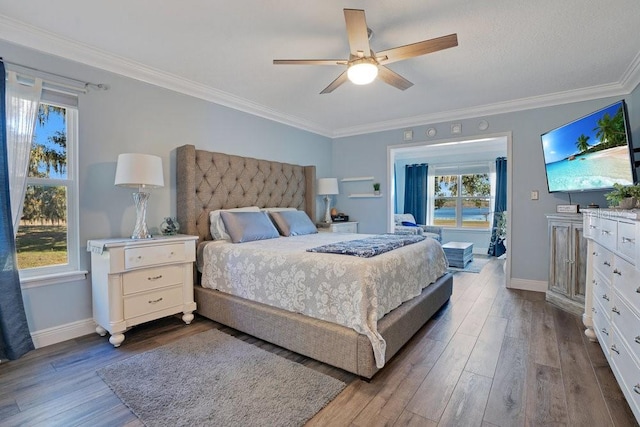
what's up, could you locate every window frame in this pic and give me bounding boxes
[18,99,82,284]
[429,163,493,230]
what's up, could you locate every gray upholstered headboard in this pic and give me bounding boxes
[176,144,316,242]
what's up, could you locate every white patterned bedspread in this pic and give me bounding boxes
[198,233,448,368]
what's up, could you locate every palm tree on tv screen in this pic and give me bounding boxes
[594,106,626,148]
[575,134,590,153]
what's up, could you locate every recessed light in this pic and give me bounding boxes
[426,127,437,137]
[478,120,489,131]
[451,123,462,134]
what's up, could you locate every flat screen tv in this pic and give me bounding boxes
[541,100,636,193]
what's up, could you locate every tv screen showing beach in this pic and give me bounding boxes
[541,100,636,193]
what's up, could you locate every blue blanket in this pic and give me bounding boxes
[307,234,426,258]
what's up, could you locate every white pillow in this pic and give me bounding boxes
[209,206,260,240]
[260,207,298,212]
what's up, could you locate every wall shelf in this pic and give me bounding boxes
[349,193,383,198]
[341,176,374,182]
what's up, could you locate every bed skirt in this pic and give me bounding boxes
[194,272,453,379]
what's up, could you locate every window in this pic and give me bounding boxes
[15,99,80,279]
[431,165,492,229]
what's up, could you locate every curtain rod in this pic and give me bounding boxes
[1,58,109,92]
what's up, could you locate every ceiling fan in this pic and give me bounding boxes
[273,9,458,94]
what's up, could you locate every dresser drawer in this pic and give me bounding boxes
[592,244,614,279]
[125,243,186,269]
[122,265,183,295]
[594,277,613,317]
[613,256,640,316]
[613,296,640,363]
[597,218,618,251]
[593,296,611,346]
[610,329,640,420]
[124,285,183,319]
[617,220,637,263]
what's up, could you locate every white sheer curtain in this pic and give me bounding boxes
[5,71,43,236]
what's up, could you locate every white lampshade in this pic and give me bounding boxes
[317,178,339,195]
[114,153,164,189]
[347,60,378,85]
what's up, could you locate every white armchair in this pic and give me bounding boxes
[393,214,442,242]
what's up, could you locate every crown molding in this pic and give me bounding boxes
[2,14,638,140]
[333,80,633,138]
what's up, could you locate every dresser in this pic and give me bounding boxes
[87,234,198,347]
[317,221,358,233]
[582,209,640,421]
[546,213,587,316]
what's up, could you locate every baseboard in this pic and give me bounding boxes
[31,318,95,349]
[507,277,546,293]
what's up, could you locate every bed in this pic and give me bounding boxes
[176,144,453,378]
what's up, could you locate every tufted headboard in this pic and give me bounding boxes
[176,144,316,242]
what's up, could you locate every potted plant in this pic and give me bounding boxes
[373,182,381,195]
[604,183,640,208]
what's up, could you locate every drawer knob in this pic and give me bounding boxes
[635,385,640,395]
[147,275,163,281]
[635,336,640,345]
[602,294,609,301]
[613,269,622,276]
[612,307,621,315]
[592,307,596,312]
[148,297,163,304]
[603,261,611,267]
[602,230,611,235]
[602,328,609,336]
[636,287,640,294]
[622,237,635,244]
[611,344,620,354]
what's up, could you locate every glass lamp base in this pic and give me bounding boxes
[131,192,151,239]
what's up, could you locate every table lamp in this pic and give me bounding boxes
[317,178,339,223]
[114,153,164,239]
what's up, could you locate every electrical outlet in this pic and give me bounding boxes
[531,190,539,200]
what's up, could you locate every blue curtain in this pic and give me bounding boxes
[403,163,428,223]
[0,60,35,360]
[488,157,507,257]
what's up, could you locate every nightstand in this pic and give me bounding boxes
[87,234,198,347]
[317,221,358,233]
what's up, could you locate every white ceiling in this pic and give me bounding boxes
[1,0,639,138]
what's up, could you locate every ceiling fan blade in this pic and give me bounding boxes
[376,34,458,64]
[320,71,349,94]
[377,66,413,91]
[344,9,371,57]
[273,59,347,66]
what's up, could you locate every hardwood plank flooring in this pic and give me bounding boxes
[1,258,637,426]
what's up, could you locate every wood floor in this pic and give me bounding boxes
[1,258,637,426]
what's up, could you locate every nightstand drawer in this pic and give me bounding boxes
[122,265,183,295]
[125,243,186,269]
[124,285,183,319]
[332,222,357,233]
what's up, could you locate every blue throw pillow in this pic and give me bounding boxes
[401,221,418,227]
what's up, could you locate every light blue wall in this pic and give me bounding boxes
[332,94,639,283]
[1,41,332,335]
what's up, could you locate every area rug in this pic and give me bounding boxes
[448,256,490,273]
[97,329,346,427]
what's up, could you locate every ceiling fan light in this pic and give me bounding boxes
[347,62,378,85]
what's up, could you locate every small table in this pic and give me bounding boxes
[442,241,474,268]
